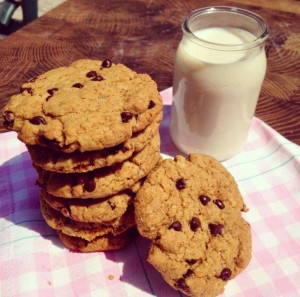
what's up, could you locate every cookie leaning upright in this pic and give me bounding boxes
[134,154,252,297]
[2,59,163,152]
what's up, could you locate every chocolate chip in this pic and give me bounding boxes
[199,195,211,206]
[20,87,33,94]
[47,88,58,95]
[176,178,186,190]
[175,278,189,292]
[91,75,104,81]
[186,259,197,265]
[102,59,112,68]
[72,83,84,88]
[209,223,223,236]
[148,100,155,109]
[86,70,97,78]
[214,199,225,209]
[121,112,133,123]
[83,177,96,192]
[219,268,231,281]
[190,217,200,231]
[108,201,116,210]
[168,221,182,231]
[29,116,46,125]
[3,111,14,126]
[183,269,193,278]
[28,77,37,83]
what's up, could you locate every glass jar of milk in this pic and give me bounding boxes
[170,6,269,161]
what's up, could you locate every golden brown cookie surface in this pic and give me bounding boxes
[134,154,251,297]
[3,59,162,152]
[40,181,140,223]
[37,134,161,199]
[40,197,135,241]
[57,228,137,253]
[27,115,161,173]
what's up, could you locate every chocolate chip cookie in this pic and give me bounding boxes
[40,197,135,241]
[40,181,140,223]
[37,134,161,199]
[148,216,251,297]
[134,154,251,297]
[2,59,163,152]
[27,115,161,173]
[57,228,137,252]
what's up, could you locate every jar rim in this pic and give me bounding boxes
[182,6,269,51]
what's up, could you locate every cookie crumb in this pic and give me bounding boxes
[108,274,115,280]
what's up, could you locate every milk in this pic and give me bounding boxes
[170,27,267,160]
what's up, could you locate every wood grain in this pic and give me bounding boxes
[0,0,299,144]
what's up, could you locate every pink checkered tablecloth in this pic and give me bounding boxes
[1,88,300,297]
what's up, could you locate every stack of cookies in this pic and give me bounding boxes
[2,59,163,252]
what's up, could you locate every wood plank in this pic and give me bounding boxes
[0,0,299,145]
[229,0,300,14]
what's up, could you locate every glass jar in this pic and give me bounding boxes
[170,6,269,161]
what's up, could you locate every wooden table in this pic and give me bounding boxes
[0,0,299,144]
